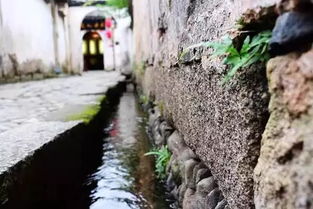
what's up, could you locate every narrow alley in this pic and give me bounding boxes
[1,0,313,209]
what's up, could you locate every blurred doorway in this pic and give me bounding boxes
[82,32,104,71]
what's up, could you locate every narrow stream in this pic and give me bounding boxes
[86,87,171,209]
[0,85,171,209]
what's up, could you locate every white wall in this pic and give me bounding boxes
[0,0,132,77]
[109,17,132,74]
[0,0,70,77]
[1,0,55,68]
[56,6,67,68]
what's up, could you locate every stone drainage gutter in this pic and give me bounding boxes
[0,80,126,207]
[146,104,228,209]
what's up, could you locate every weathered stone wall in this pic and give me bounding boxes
[254,2,313,209]
[254,51,313,209]
[134,0,313,208]
[133,0,277,208]
[147,105,228,209]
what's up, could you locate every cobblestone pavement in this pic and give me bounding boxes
[0,71,124,174]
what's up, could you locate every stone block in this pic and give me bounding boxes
[254,50,313,209]
[178,183,187,205]
[206,188,221,209]
[20,75,32,82]
[196,168,211,184]
[32,73,44,80]
[215,199,228,209]
[168,131,187,155]
[159,120,174,141]
[196,177,217,196]
[182,188,196,209]
[184,159,198,189]
[270,11,313,56]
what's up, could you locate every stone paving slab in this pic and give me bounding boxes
[0,71,124,174]
[0,121,79,174]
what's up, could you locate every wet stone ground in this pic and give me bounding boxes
[0,71,124,174]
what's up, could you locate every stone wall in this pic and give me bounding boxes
[254,52,313,208]
[254,2,313,209]
[147,105,228,209]
[133,0,313,208]
[133,0,274,208]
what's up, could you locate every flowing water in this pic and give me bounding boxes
[86,89,171,209]
[0,86,171,209]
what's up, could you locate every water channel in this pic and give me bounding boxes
[1,85,171,209]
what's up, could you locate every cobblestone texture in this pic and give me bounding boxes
[0,71,124,174]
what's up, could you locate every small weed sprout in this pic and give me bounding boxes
[145,145,171,179]
[181,30,272,84]
[139,95,149,105]
[154,100,165,116]
[235,17,245,30]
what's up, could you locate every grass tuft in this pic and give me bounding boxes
[145,145,171,180]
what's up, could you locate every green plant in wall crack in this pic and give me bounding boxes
[139,94,149,105]
[145,145,171,180]
[181,30,272,84]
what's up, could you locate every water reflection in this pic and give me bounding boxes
[86,91,170,209]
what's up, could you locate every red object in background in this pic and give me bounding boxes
[105,18,112,28]
[109,119,118,137]
[105,30,112,39]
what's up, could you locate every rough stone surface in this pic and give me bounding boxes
[160,120,174,140]
[182,188,196,209]
[192,163,208,185]
[133,0,272,208]
[254,49,313,209]
[196,168,211,184]
[196,177,217,195]
[277,0,313,13]
[148,106,228,209]
[239,6,278,31]
[168,131,188,156]
[0,71,124,175]
[179,183,188,205]
[184,159,199,190]
[206,188,221,209]
[0,121,78,174]
[215,199,228,209]
[270,11,313,55]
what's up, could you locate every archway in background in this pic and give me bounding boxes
[82,31,104,71]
